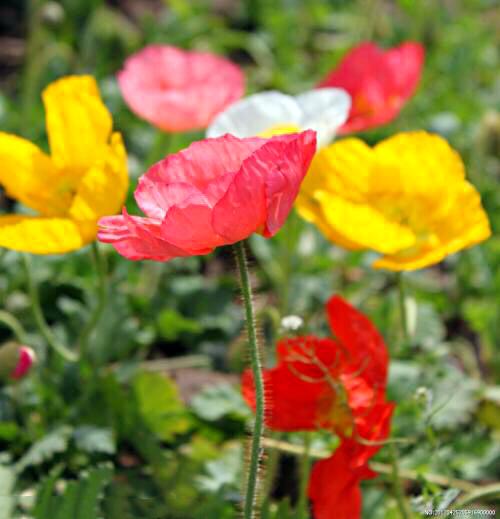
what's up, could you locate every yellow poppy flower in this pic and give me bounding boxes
[296,131,491,271]
[0,76,128,254]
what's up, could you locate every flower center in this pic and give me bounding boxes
[258,123,301,137]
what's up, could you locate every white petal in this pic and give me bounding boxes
[295,88,351,147]
[206,91,302,138]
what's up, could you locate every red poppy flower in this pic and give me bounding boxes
[242,295,391,444]
[308,442,377,519]
[98,131,317,261]
[318,42,424,133]
[242,295,394,518]
[308,404,392,519]
[118,45,245,132]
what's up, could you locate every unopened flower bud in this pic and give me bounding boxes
[11,346,36,380]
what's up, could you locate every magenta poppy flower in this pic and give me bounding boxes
[98,131,317,261]
[117,45,245,132]
[318,42,424,133]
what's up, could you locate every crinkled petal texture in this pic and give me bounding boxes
[242,296,391,439]
[296,131,491,271]
[207,89,350,147]
[117,45,244,132]
[0,75,128,254]
[98,131,317,261]
[318,41,424,133]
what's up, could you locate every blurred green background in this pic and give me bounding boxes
[0,0,499,517]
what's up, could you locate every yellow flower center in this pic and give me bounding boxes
[258,123,301,137]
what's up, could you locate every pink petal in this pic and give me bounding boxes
[263,130,317,236]
[212,131,317,242]
[117,45,244,132]
[161,203,224,253]
[144,135,263,192]
[135,179,206,220]
[98,210,190,261]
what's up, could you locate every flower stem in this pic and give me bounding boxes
[21,254,78,362]
[78,242,108,357]
[233,240,265,519]
[297,432,312,519]
[396,272,409,345]
[0,310,29,344]
[389,444,413,519]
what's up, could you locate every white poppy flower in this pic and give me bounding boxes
[206,88,351,147]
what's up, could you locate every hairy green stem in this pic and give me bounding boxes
[389,444,413,519]
[21,254,78,362]
[297,432,312,519]
[78,242,108,357]
[233,241,265,519]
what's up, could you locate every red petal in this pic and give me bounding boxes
[318,41,424,133]
[326,295,389,388]
[308,441,376,519]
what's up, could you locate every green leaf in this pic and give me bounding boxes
[412,303,446,348]
[428,366,480,429]
[34,465,113,519]
[74,426,116,455]
[16,427,72,473]
[133,372,190,441]
[0,463,15,519]
[33,465,65,519]
[190,383,251,421]
[196,442,242,493]
[76,465,114,519]
[0,423,19,442]
[157,308,202,341]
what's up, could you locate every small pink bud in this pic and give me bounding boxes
[11,346,36,380]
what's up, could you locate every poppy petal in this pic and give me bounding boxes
[118,45,244,132]
[68,132,128,243]
[295,88,351,146]
[43,75,112,172]
[0,215,84,254]
[0,132,71,216]
[207,91,302,138]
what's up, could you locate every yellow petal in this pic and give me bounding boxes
[0,132,71,215]
[314,191,416,254]
[372,131,465,196]
[0,215,84,254]
[296,191,364,250]
[68,132,129,243]
[374,181,491,271]
[43,75,112,173]
[300,138,373,203]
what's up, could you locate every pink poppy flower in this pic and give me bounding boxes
[11,346,36,380]
[98,131,317,261]
[318,42,424,133]
[117,45,245,132]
